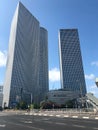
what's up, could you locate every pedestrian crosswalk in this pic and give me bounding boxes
[24,112,98,120]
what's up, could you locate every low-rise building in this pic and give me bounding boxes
[86,93,98,110]
[47,89,80,105]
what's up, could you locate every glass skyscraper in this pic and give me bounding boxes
[0,85,3,107]
[39,27,49,102]
[3,2,48,107]
[59,29,86,96]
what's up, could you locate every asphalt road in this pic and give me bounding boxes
[0,112,98,130]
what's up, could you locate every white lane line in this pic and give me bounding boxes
[93,128,98,130]
[56,115,61,117]
[43,114,47,116]
[23,121,32,123]
[73,124,85,128]
[25,113,28,115]
[95,117,98,120]
[55,122,66,125]
[30,113,33,115]
[72,116,78,118]
[0,124,6,127]
[8,121,44,130]
[38,114,42,116]
[64,115,69,117]
[34,113,37,115]
[44,121,53,124]
[82,117,89,119]
[49,114,53,117]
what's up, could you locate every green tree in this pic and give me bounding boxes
[30,103,40,109]
[40,100,60,109]
[65,99,75,108]
[16,101,27,109]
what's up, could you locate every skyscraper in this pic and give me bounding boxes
[3,2,48,107]
[0,85,3,107]
[59,29,86,96]
[39,27,49,101]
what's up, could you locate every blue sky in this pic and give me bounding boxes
[0,0,98,97]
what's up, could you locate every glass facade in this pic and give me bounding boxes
[0,86,3,106]
[59,29,87,96]
[39,27,49,102]
[3,2,48,107]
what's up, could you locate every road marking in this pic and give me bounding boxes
[38,113,42,116]
[95,117,98,120]
[56,115,61,117]
[8,121,44,130]
[30,113,33,115]
[64,115,69,117]
[72,116,78,118]
[55,122,66,125]
[45,121,52,124]
[34,113,37,115]
[49,114,53,116]
[73,124,85,128]
[43,114,47,116]
[25,113,28,115]
[82,117,89,119]
[23,121,32,123]
[0,124,6,127]
[93,128,98,130]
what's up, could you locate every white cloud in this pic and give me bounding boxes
[85,74,95,80]
[0,50,7,67]
[49,68,60,82]
[87,84,98,97]
[90,90,96,94]
[88,85,96,89]
[88,89,98,98]
[91,61,98,67]
[90,85,97,89]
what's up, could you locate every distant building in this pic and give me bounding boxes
[3,2,48,108]
[86,93,98,110]
[59,29,86,96]
[0,86,3,107]
[47,89,79,105]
